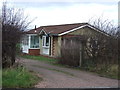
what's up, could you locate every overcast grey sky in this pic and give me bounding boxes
[1,0,119,29]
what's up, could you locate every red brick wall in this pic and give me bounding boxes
[52,37,59,56]
[29,49,40,55]
[52,37,55,56]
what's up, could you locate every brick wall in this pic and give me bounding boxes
[52,37,55,56]
[29,49,40,55]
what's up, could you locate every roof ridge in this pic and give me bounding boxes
[40,22,88,27]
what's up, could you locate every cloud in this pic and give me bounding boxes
[3,0,119,3]
[2,0,119,8]
[1,0,118,29]
[24,3,117,29]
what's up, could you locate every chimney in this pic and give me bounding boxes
[35,25,36,30]
[35,25,37,32]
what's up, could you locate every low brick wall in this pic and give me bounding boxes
[29,49,40,55]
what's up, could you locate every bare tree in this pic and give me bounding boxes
[85,17,118,67]
[2,2,32,68]
[88,16,117,36]
[84,35,118,66]
[58,17,118,74]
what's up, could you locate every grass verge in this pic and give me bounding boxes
[96,64,119,79]
[79,64,119,80]
[0,70,2,88]
[2,67,42,88]
[20,55,57,64]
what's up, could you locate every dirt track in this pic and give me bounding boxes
[19,58,118,88]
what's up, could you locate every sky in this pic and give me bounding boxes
[1,0,119,29]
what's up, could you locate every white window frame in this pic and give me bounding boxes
[42,36,50,48]
[29,35,40,49]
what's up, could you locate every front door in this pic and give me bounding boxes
[42,36,50,55]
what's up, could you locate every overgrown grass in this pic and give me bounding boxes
[21,55,57,64]
[0,70,2,88]
[2,67,41,88]
[59,64,119,79]
[95,64,119,79]
[80,64,119,80]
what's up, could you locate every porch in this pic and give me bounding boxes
[21,34,52,56]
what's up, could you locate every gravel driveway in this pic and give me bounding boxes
[19,58,118,88]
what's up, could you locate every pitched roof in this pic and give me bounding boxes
[26,23,110,36]
[27,23,88,34]
[27,27,43,34]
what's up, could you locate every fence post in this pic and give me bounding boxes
[79,42,82,67]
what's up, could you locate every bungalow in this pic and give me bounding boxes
[21,23,109,57]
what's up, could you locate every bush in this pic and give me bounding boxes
[2,2,31,68]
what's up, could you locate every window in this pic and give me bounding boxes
[30,35,39,48]
[42,36,50,47]
[46,36,49,46]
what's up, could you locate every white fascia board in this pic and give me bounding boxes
[86,25,110,37]
[58,25,87,36]
[39,29,47,35]
[58,25,110,37]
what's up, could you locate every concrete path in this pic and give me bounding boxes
[19,58,118,88]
